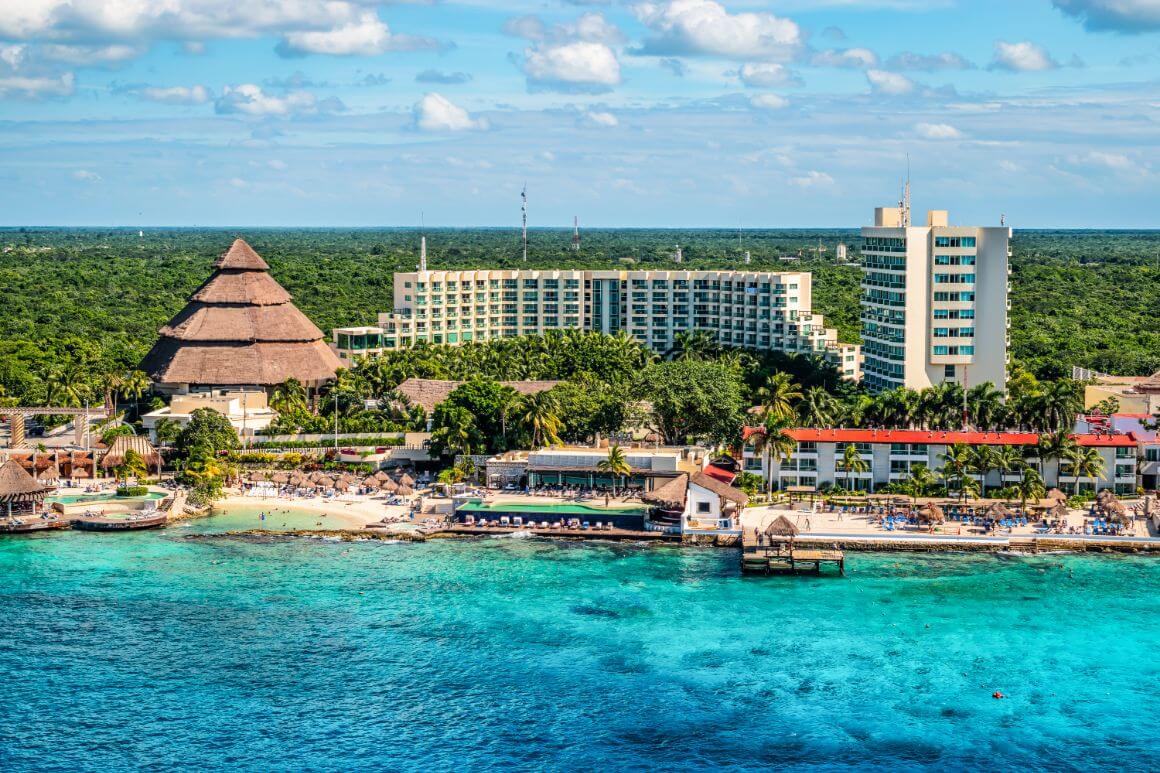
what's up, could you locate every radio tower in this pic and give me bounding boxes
[521,183,528,262]
[571,216,580,251]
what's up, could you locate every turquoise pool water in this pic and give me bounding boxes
[179,504,371,533]
[1,533,1158,770]
[47,491,166,505]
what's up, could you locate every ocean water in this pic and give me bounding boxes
[1,530,1158,772]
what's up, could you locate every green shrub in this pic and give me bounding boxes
[116,485,149,497]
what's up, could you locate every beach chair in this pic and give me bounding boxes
[582,521,590,530]
[500,516,511,526]
[595,521,603,530]
[464,515,475,526]
[604,522,613,531]
[513,516,523,526]
[540,521,549,529]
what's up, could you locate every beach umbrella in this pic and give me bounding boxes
[985,502,1013,520]
[374,470,391,481]
[316,475,335,489]
[362,475,379,487]
[1047,502,1069,520]
[397,484,414,497]
[72,468,91,479]
[37,465,61,482]
[381,479,399,493]
[248,471,267,482]
[271,472,290,484]
[1046,488,1067,504]
[399,473,416,487]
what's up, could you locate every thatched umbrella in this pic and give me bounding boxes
[765,515,799,538]
[1047,502,1069,520]
[271,472,290,485]
[381,479,399,493]
[399,473,416,488]
[316,475,335,489]
[374,470,391,482]
[362,475,379,488]
[36,464,61,483]
[1046,488,1067,504]
[248,471,267,482]
[72,467,91,480]
[986,502,1014,520]
[917,504,945,524]
[1102,498,1129,523]
[307,471,324,483]
[397,484,414,497]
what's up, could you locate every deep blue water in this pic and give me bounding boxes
[1,529,1158,772]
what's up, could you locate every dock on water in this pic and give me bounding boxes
[741,532,845,576]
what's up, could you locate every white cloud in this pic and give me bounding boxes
[71,169,101,182]
[584,110,619,127]
[277,12,435,56]
[133,84,211,105]
[886,51,973,71]
[737,62,800,88]
[634,0,802,61]
[915,122,962,139]
[991,41,1058,72]
[523,41,621,92]
[811,47,878,69]
[504,12,623,44]
[215,83,342,117]
[1083,151,1133,170]
[866,69,915,95]
[1053,0,1160,32]
[750,93,789,110]
[0,72,75,98]
[413,92,487,131]
[790,170,834,188]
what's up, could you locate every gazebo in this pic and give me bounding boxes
[765,514,800,539]
[0,459,53,519]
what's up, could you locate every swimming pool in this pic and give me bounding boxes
[48,491,166,505]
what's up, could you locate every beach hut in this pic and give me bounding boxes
[917,504,945,524]
[0,459,53,519]
[765,514,799,538]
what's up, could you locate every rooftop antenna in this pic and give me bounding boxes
[521,183,528,262]
[572,215,580,251]
[1000,213,1006,227]
[901,154,912,227]
[418,212,427,272]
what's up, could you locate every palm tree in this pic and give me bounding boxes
[838,443,870,493]
[520,391,563,448]
[667,330,719,361]
[152,417,181,447]
[1063,445,1106,495]
[115,448,148,484]
[1040,379,1082,433]
[1014,467,1045,516]
[995,444,1025,488]
[271,378,308,414]
[44,368,87,408]
[749,419,795,495]
[431,407,476,457]
[938,442,975,501]
[1038,430,1077,484]
[121,370,151,418]
[968,445,1001,496]
[97,371,123,416]
[798,386,838,428]
[596,444,632,497]
[903,463,937,507]
[756,372,803,423]
[967,382,1005,430]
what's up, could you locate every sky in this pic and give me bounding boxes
[0,0,1157,228]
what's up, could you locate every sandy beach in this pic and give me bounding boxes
[212,492,415,530]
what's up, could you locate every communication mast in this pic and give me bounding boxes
[417,212,427,272]
[899,155,912,227]
[572,216,580,251]
[521,183,528,262]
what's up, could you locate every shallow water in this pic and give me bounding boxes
[183,504,369,533]
[1,532,1157,771]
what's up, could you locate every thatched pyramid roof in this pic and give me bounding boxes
[642,474,688,510]
[0,459,52,503]
[765,515,799,537]
[139,238,341,388]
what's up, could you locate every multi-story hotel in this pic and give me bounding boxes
[860,204,1011,392]
[741,427,1139,496]
[333,266,862,380]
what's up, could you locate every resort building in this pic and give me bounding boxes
[1078,413,1159,492]
[141,238,341,397]
[860,205,1010,392]
[484,444,711,491]
[1075,366,1160,416]
[642,469,748,536]
[141,389,276,442]
[742,428,1139,495]
[332,267,861,379]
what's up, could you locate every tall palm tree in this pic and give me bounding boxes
[756,372,802,423]
[667,330,719,361]
[938,442,975,501]
[1040,379,1082,433]
[520,391,563,448]
[995,444,1025,488]
[1064,445,1106,495]
[904,463,937,507]
[115,448,148,484]
[968,445,1001,496]
[838,443,870,493]
[596,444,632,496]
[121,370,151,418]
[1038,430,1077,484]
[1014,467,1045,516]
[749,419,795,495]
[431,407,476,457]
[44,368,87,408]
[271,378,308,414]
[798,386,838,428]
[967,382,1005,431]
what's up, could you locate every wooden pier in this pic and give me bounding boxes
[742,533,846,576]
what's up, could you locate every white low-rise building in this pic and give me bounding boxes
[142,389,276,442]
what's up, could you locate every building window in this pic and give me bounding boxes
[696,501,711,514]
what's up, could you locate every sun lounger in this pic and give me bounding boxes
[595,521,603,530]
[513,516,523,526]
[500,516,511,526]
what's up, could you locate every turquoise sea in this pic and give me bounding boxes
[2,527,1158,772]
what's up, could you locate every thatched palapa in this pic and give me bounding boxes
[140,238,341,389]
[641,473,688,510]
[101,435,161,471]
[765,515,799,537]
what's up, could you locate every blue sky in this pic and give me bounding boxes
[0,0,1157,227]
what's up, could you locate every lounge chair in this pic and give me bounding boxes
[500,516,511,526]
[513,517,523,526]
[582,521,590,530]
[595,521,603,530]
[540,521,549,528]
